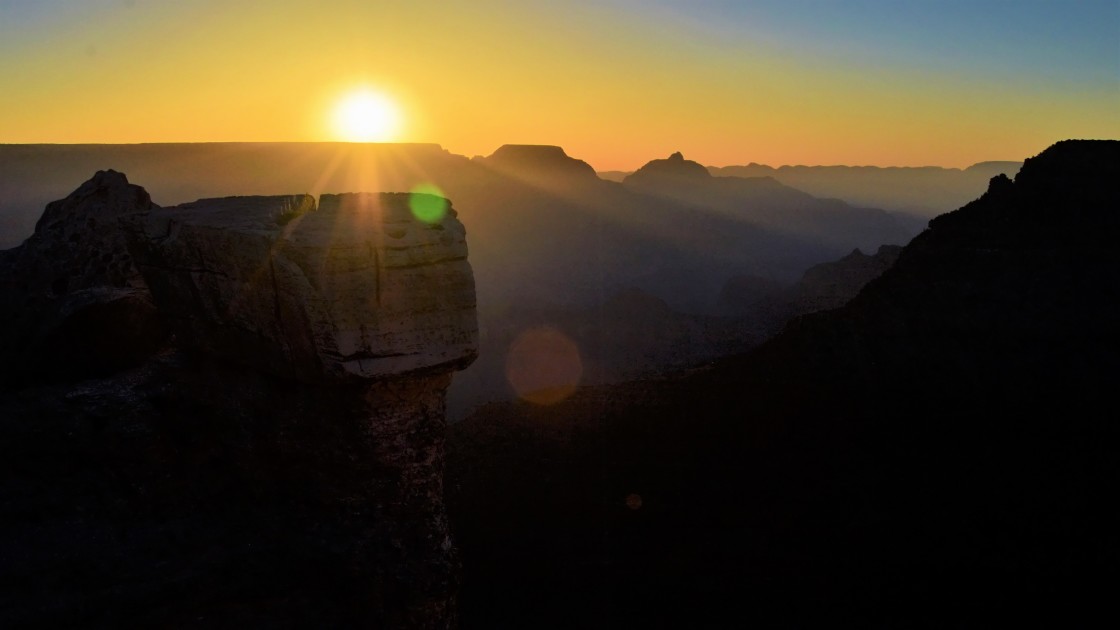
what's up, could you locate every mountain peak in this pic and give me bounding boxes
[34,169,154,235]
[478,144,598,180]
[623,152,711,186]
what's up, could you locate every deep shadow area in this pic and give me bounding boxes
[447,140,1119,627]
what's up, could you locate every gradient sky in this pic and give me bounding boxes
[1,0,1117,169]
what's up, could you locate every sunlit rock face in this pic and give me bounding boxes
[0,170,168,382]
[127,192,478,383]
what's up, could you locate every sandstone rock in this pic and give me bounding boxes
[0,170,167,382]
[127,193,478,383]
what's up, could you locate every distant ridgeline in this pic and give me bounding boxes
[448,139,1120,627]
[1,142,935,418]
[602,159,1022,216]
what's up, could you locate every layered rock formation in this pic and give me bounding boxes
[0,173,478,628]
[127,192,476,383]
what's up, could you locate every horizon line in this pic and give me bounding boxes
[0,140,1030,171]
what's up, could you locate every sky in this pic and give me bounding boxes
[0,0,1117,170]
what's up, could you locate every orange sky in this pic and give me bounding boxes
[1,0,1117,170]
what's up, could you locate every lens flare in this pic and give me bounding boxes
[505,326,583,405]
[409,183,449,224]
[625,493,643,510]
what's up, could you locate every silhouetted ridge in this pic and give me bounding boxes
[448,139,1120,627]
[708,160,1024,215]
[623,151,712,185]
[930,139,1120,233]
[478,144,598,180]
[699,139,1120,619]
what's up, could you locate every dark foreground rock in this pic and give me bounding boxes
[0,170,167,382]
[1,175,478,628]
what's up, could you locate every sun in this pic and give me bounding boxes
[331,89,402,142]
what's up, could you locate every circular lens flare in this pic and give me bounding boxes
[625,493,643,510]
[409,183,449,224]
[332,89,401,142]
[505,327,583,405]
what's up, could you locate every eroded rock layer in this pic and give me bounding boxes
[1,173,479,628]
[127,192,477,383]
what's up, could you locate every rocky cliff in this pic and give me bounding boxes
[447,140,1120,626]
[0,173,478,627]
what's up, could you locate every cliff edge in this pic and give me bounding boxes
[0,173,479,628]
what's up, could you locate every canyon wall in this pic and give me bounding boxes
[0,172,478,628]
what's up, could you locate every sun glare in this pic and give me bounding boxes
[332,89,401,142]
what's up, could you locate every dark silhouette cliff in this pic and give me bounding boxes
[448,140,1120,627]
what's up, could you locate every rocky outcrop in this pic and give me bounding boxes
[0,170,168,383]
[1,174,479,628]
[125,190,477,626]
[127,193,477,383]
[791,243,902,314]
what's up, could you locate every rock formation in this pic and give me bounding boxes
[0,170,167,382]
[475,144,599,183]
[622,151,713,186]
[716,244,902,325]
[0,174,478,628]
[127,192,477,383]
[791,243,902,314]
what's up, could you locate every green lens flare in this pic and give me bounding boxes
[409,184,448,224]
